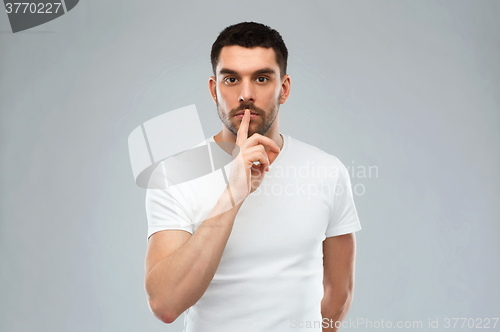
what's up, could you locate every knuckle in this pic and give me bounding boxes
[251,133,263,141]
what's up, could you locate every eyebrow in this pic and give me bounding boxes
[218,67,277,76]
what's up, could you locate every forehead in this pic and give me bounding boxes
[217,45,279,74]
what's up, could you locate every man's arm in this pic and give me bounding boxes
[145,186,242,324]
[321,232,357,331]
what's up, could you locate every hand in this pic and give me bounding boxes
[226,109,281,206]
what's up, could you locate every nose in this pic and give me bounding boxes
[238,80,255,103]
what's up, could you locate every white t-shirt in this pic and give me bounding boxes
[145,133,362,332]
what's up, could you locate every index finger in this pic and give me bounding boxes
[236,109,250,147]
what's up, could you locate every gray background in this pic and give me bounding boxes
[1,0,499,331]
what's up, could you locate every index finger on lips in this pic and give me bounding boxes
[236,109,250,148]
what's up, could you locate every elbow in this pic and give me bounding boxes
[148,298,182,324]
[160,312,180,325]
[322,287,354,317]
[324,279,354,305]
[337,288,354,308]
[145,275,196,324]
[158,310,180,325]
[338,288,354,304]
[145,277,183,324]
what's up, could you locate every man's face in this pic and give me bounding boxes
[210,45,288,137]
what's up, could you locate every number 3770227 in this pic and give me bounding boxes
[5,3,62,14]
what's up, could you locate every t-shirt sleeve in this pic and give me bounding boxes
[325,159,362,237]
[145,186,194,240]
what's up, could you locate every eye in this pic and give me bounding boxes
[224,77,238,84]
[256,77,268,83]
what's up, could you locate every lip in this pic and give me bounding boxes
[235,113,259,119]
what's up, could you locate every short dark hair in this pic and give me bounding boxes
[211,22,288,79]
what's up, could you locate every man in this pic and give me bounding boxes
[144,22,361,331]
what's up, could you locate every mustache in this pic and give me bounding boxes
[231,102,263,116]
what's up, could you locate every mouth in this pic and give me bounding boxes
[235,110,259,116]
[235,111,259,119]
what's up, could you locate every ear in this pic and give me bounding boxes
[209,76,217,104]
[279,74,291,104]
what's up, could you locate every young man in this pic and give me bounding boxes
[144,22,361,331]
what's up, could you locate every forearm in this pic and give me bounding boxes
[146,187,243,322]
[321,289,353,331]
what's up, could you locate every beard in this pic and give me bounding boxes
[216,90,281,138]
